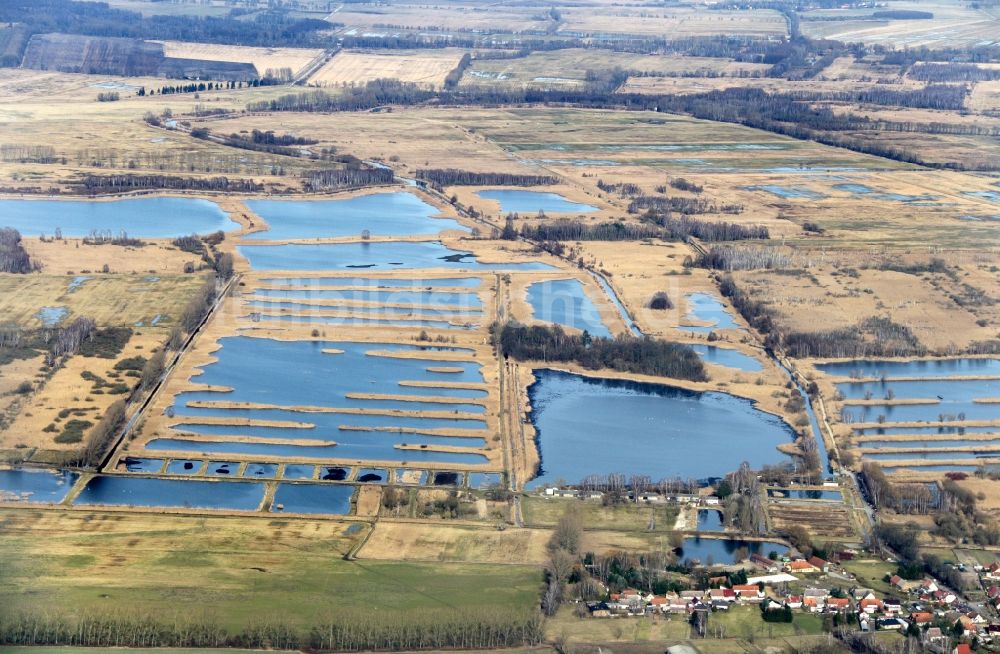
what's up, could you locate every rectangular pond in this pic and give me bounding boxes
[271,483,354,515]
[767,488,842,501]
[237,241,554,271]
[527,278,612,338]
[251,287,483,309]
[245,192,467,240]
[0,197,239,237]
[697,510,724,531]
[246,300,480,318]
[0,468,79,503]
[524,369,796,488]
[836,378,1000,423]
[816,358,1000,379]
[474,190,597,214]
[253,313,477,330]
[74,476,264,510]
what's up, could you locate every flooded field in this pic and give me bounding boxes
[689,345,763,372]
[0,197,238,237]
[0,468,79,503]
[525,369,795,487]
[474,190,598,214]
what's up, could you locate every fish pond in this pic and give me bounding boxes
[271,483,354,514]
[474,190,598,214]
[74,476,264,510]
[697,510,724,531]
[244,192,467,240]
[525,370,795,487]
[527,278,611,338]
[0,197,238,237]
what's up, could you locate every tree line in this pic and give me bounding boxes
[494,322,707,381]
[515,216,767,244]
[302,167,395,192]
[77,174,264,194]
[629,195,744,216]
[0,609,542,650]
[418,169,557,187]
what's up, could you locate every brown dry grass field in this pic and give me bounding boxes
[359,521,552,564]
[462,51,771,90]
[154,40,325,78]
[307,49,466,89]
[557,7,787,37]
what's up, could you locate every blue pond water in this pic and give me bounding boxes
[283,464,316,480]
[882,464,983,473]
[245,192,467,240]
[0,468,79,503]
[864,451,994,461]
[690,345,763,372]
[697,510,724,531]
[854,425,1000,435]
[474,190,598,214]
[836,378,1000,422]
[767,488,842,501]
[525,370,795,487]
[205,461,240,476]
[253,287,482,309]
[247,300,480,318]
[357,468,387,483]
[679,292,741,333]
[74,476,264,510]
[122,457,164,473]
[255,313,476,330]
[272,483,354,514]
[677,537,788,565]
[67,276,90,292]
[165,459,203,475]
[861,439,1000,449]
[527,278,611,338]
[261,277,482,288]
[238,241,555,271]
[816,358,1000,379]
[745,185,825,200]
[0,198,238,237]
[36,306,67,327]
[244,463,279,478]
[149,436,487,464]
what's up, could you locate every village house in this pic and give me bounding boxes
[852,588,876,602]
[708,588,736,604]
[786,595,802,609]
[732,584,764,602]
[882,597,902,614]
[826,597,850,613]
[787,559,820,574]
[750,553,779,573]
[807,556,830,573]
[859,597,883,614]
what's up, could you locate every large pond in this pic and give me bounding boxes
[689,345,763,372]
[0,468,79,502]
[0,198,238,237]
[271,483,354,514]
[679,292,742,333]
[74,476,264,510]
[767,488,842,501]
[525,370,795,487]
[527,279,612,338]
[474,190,598,214]
[677,537,788,565]
[244,192,467,240]
[697,509,724,531]
[816,358,1000,379]
[251,287,482,309]
[854,425,1000,435]
[238,241,554,271]
[160,337,489,464]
